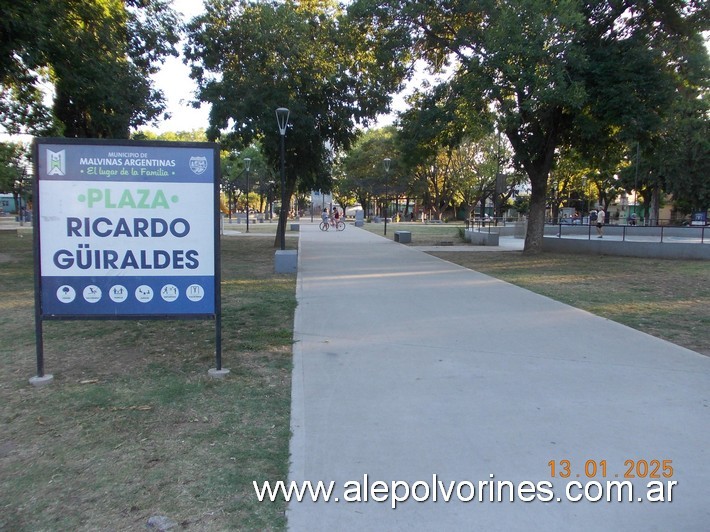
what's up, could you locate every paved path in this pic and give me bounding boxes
[288,223,709,531]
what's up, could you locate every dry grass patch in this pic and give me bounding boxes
[428,251,710,356]
[0,234,295,531]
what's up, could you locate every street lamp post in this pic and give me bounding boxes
[244,157,251,233]
[383,158,391,236]
[276,108,290,250]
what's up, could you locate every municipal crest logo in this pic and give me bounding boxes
[189,156,208,175]
[47,149,66,176]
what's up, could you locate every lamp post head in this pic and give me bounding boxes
[383,157,391,172]
[276,107,290,136]
[244,157,251,171]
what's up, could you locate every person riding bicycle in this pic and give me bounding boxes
[333,208,340,224]
[321,208,329,223]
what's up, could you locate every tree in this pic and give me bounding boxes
[185,0,406,246]
[0,142,24,193]
[330,155,359,217]
[0,0,55,135]
[1,0,181,137]
[660,95,710,214]
[220,143,268,219]
[340,127,401,218]
[132,129,209,143]
[349,0,707,251]
[449,134,513,221]
[0,142,31,215]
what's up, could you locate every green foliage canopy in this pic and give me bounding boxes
[349,0,708,250]
[185,0,407,193]
[0,0,181,138]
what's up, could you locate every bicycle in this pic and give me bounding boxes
[329,217,346,231]
[319,220,329,231]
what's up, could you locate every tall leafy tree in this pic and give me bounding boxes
[449,134,513,221]
[340,127,401,218]
[0,142,31,213]
[1,0,57,135]
[1,0,180,137]
[659,94,710,214]
[397,83,499,220]
[349,0,708,252]
[185,0,406,245]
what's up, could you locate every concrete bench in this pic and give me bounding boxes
[465,230,499,246]
[436,240,454,246]
[394,231,412,243]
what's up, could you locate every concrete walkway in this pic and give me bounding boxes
[288,223,709,531]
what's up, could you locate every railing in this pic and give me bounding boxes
[464,217,510,232]
[550,220,707,244]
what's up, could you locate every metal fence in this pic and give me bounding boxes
[551,221,708,244]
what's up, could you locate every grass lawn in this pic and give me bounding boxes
[362,220,469,245]
[427,250,710,356]
[363,221,709,356]
[1,222,707,530]
[0,232,295,531]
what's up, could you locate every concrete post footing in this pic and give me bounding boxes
[208,368,230,379]
[29,374,54,387]
[275,249,298,273]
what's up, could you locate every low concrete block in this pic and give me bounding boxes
[275,249,298,273]
[466,230,499,246]
[394,231,412,243]
[290,223,300,231]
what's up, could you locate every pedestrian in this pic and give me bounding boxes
[321,208,328,224]
[596,207,605,238]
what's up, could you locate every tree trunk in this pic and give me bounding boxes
[650,184,661,226]
[274,176,297,248]
[525,173,548,253]
[505,111,561,254]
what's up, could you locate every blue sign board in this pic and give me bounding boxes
[34,139,220,319]
[690,211,708,226]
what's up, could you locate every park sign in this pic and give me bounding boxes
[31,138,223,381]
[33,138,219,318]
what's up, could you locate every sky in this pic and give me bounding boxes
[148,0,210,134]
